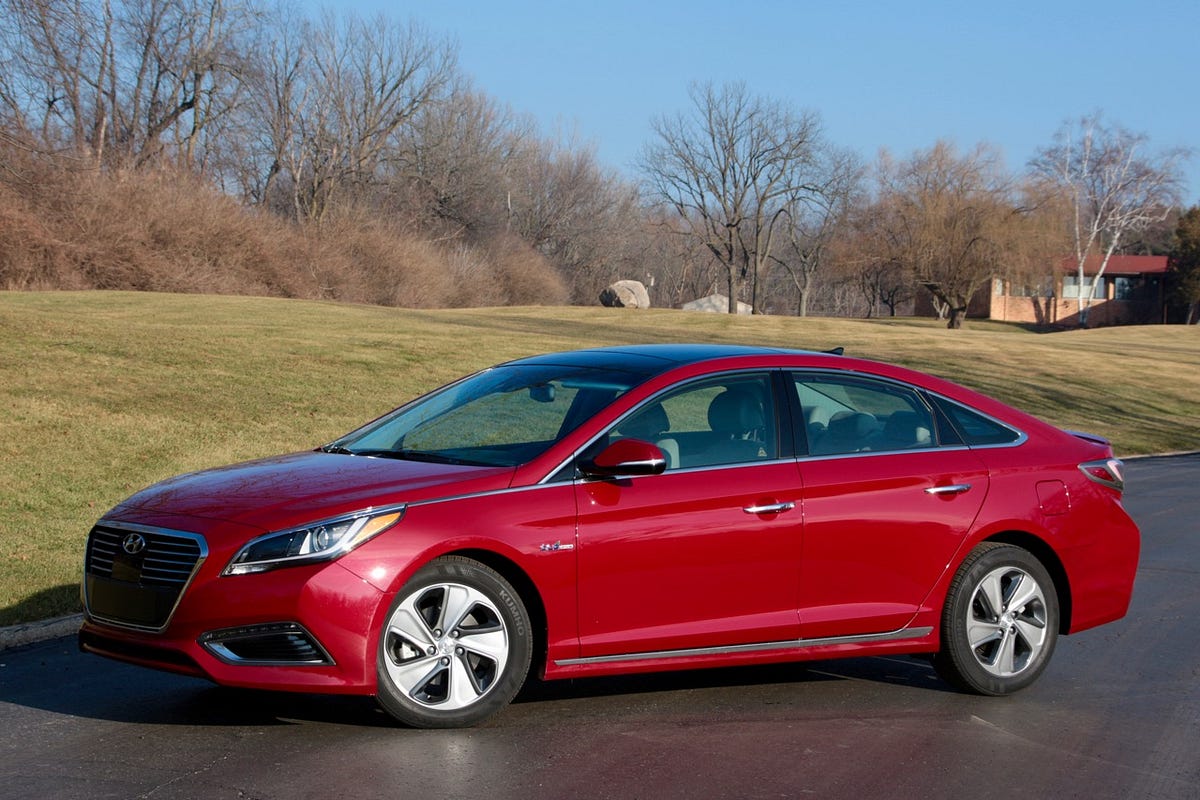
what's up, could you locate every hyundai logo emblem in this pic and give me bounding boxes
[121,533,147,555]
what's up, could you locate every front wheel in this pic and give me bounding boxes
[376,556,531,728]
[934,543,1059,695]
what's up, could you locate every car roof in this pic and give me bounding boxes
[505,343,822,376]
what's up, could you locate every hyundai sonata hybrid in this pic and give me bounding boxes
[80,344,1140,727]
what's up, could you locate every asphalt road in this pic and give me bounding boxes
[1,454,1196,800]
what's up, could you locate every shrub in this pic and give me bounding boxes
[0,153,571,309]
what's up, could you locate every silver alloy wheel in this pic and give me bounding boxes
[382,581,510,710]
[966,565,1049,678]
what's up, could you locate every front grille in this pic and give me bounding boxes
[200,623,334,665]
[87,525,203,586]
[84,523,208,631]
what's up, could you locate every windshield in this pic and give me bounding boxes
[328,364,647,467]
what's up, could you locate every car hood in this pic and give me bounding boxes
[108,451,517,534]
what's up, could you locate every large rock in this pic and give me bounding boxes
[682,293,752,314]
[599,280,651,309]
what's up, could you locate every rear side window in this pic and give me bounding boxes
[793,373,935,455]
[931,396,1022,446]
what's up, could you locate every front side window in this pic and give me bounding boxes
[610,373,778,470]
[794,373,935,456]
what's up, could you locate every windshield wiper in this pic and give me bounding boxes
[340,448,492,467]
[318,444,354,454]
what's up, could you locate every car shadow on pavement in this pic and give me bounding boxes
[0,635,392,728]
[1,634,953,729]
[514,655,954,705]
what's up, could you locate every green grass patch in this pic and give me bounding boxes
[2,291,1197,626]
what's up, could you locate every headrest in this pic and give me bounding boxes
[618,403,669,439]
[707,389,764,435]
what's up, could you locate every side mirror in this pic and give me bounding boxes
[580,439,667,479]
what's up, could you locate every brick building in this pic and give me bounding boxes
[987,255,1169,326]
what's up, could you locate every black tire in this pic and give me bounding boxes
[934,543,1059,696]
[376,556,531,728]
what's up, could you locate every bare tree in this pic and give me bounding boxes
[506,135,645,302]
[0,7,34,140]
[638,208,717,308]
[394,84,532,237]
[640,81,823,313]
[244,10,456,222]
[0,0,115,156]
[853,259,911,318]
[0,0,256,168]
[234,1,307,208]
[770,145,862,316]
[867,142,1039,329]
[388,89,650,303]
[1031,113,1188,325]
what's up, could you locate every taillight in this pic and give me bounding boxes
[1079,458,1125,492]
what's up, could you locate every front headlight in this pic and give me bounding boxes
[223,506,405,576]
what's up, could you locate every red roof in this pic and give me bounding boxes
[1060,255,1169,276]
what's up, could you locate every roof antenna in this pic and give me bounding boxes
[824,347,845,356]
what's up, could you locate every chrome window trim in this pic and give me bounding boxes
[626,456,799,477]
[554,626,934,667]
[796,444,975,463]
[82,521,208,634]
[961,433,1029,450]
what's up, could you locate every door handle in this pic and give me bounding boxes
[742,501,796,515]
[924,484,972,496]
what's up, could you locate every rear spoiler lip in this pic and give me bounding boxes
[1066,429,1112,448]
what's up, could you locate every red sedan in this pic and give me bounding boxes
[80,345,1140,727]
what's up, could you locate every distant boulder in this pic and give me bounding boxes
[682,293,752,314]
[599,280,650,309]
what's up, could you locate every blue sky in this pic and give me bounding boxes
[327,0,1199,203]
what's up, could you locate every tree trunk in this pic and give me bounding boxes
[931,297,949,320]
[798,271,811,317]
[946,305,966,329]
[1075,265,1088,326]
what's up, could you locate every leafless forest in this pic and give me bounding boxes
[1,1,1193,324]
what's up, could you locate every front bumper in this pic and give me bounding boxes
[80,518,389,694]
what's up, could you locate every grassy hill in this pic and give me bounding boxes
[2,291,1197,626]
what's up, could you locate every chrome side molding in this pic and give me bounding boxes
[555,626,934,667]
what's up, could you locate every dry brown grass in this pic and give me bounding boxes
[0,158,567,308]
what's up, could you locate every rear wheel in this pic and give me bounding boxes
[934,543,1059,695]
[376,556,531,728]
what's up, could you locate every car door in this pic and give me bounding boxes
[791,371,989,639]
[573,372,803,659]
